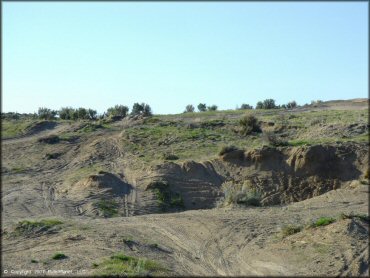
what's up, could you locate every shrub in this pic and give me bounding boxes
[207,105,218,111]
[255,99,277,109]
[38,107,57,120]
[184,105,195,113]
[221,182,261,207]
[239,115,261,135]
[163,153,179,160]
[197,103,207,112]
[106,105,129,118]
[45,152,61,160]
[281,225,302,238]
[131,103,152,117]
[95,200,119,218]
[309,217,336,228]
[219,145,238,156]
[239,104,253,110]
[286,101,297,109]
[58,107,74,120]
[262,131,287,147]
[52,253,67,260]
[255,101,263,109]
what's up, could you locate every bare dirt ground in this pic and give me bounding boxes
[1,99,369,276]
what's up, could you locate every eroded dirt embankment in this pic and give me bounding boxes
[60,141,368,217]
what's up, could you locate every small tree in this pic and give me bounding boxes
[107,105,129,118]
[59,107,75,120]
[88,109,97,120]
[263,99,276,109]
[197,103,207,112]
[184,104,195,113]
[207,105,218,111]
[77,108,88,119]
[38,107,57,120]
[131,103,152,117]
[286,101,297,109]
[143,104,152,116]
[240,104,253,110]
[255,101,263,109]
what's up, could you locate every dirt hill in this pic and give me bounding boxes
[1,98,369,276]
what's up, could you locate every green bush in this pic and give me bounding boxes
[239,104,253,110]
[95,200,119,218]
[38,107,57,120]
[163,153,179,160]
[197,103,207,112]
[131,103,152,117]
[221,182,261,207]
[207,105,218,111]
[309,217,336,228]
[262,131,287,147]
[239,114,261,135]
[281,225,302,238]
[184,104,195,113]
[52,253,67,260]
[106,105,129,118]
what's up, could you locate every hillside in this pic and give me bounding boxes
[1,98,369,276]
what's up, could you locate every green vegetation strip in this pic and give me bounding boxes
[93,253,167,276]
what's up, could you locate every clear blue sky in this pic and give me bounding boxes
[3,2,368,115]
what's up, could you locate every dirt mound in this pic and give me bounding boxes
[68,171,132,197]
[213,142,368,206]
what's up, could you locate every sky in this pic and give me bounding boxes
[3,2,368,115]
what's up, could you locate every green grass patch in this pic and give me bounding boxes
[93,253,167,276]
[152,185,185,212]
[309,217,336,228]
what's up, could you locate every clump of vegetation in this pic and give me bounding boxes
[309,217,336,228]
[281,225,302,238]
[256,99,277,109]
[221,182,261,207]
[207,105,218,111]
[131,103,152,117]
[79,123,105,133]
[93,253,167,276]
[340,212,369,223]
[106,105,129,119]
[163,153,179,161]
[151,183,185,211]
[184,104,195,113]
[238,103,253,110]
[95,200,119,218]
[262,131,287,147]
[239,114,261,135]
[38,107,57,120]
[197,103,207,112]
[31,259,38,263]
[14,219,63,236]
[37,135,60,144]
[59,107,97,120]
[218,145,239,156]
[52,253,67,260]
